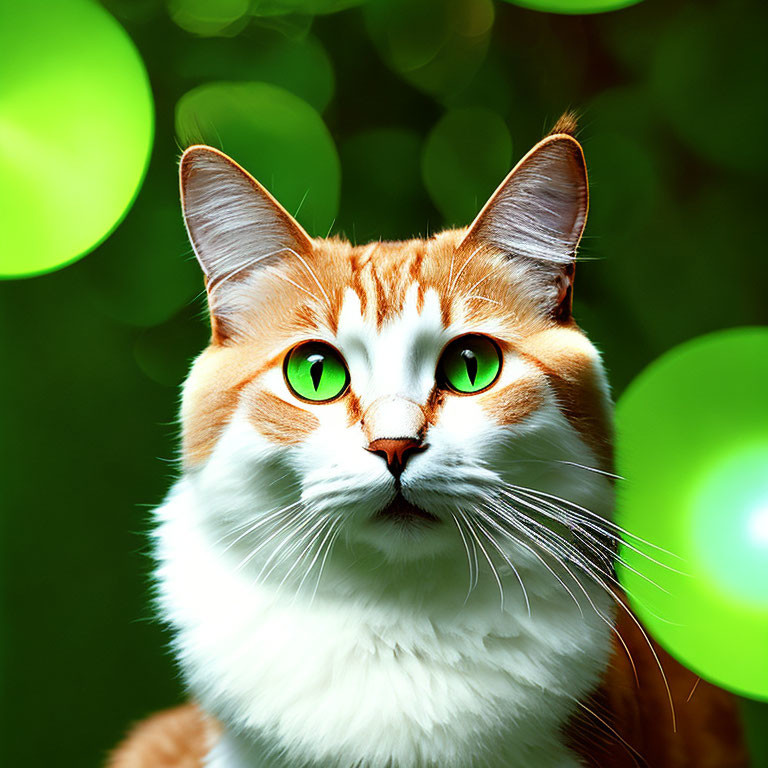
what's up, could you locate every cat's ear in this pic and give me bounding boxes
[461,129,588,322]
[180,145,313,341]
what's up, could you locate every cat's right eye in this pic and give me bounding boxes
[437,334,502,394]
[283,341,350,403]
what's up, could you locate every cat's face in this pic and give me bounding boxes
[177,129,614,581]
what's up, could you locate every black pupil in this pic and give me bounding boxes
[461,348,478,385]
[308,353,324,391]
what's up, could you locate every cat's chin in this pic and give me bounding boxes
[372,492,441,525]
[342,491,458,563]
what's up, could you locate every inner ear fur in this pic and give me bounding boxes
[460,132,589,321]
[179,145,313,342]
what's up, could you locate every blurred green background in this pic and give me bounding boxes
[1,0,767,764]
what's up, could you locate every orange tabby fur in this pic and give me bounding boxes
[567,605,748,767]
[108,704,219,767]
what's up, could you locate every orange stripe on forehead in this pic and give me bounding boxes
[372,263,388,328]
[408,242,426,281]
[339,238,456,327]
[439,293,453,327]
[339,232,526,331]
[325,290,342,335]
[349,248,368,316]
[244,390,320,445]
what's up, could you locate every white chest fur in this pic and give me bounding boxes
[154,481,614,768]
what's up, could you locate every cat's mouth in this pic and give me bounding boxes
[373,493,441,524]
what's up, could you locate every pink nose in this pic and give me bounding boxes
[366,438,426,477]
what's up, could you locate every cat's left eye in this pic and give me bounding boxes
[284,341,350,403]
[437,334,502,394]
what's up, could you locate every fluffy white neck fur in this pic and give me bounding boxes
[154,414,615,768]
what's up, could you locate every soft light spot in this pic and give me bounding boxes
[749,505,768,546]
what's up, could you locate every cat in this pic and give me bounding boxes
[110,117,747,768]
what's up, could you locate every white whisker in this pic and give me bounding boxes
[501,486,687,577]
[207,246,293,299]
[477,504,582,617]
[307,518,344,606]
[506,484,685,561]
[292,515,336,598]
[449,246,483,294]
[236,508,311,574]
[451,512,476,603]
[265,514,331,587]
[464,261,507,295]
[262,265,321,303]
[461,510,505,611]
[504,457,623,480]
[472,509,531,617]
[284,246,332,307]
[254,511,323,582]
[218,501,301,551]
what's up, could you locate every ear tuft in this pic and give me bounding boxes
[549,111,579,137]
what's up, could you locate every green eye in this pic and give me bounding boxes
[284,342,350,403]
[438,335,502,394]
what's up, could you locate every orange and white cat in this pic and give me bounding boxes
[111,119,747,768]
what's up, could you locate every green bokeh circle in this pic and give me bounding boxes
[365,0,494,98]
[168,0,250,36]
[649,8,768,174]
[176,82,339,236]
[0,0,154,279]
[616,328,768,700]
[422,107,512,226]
[503,0,643,12]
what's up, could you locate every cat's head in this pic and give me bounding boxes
[176,123,614,586]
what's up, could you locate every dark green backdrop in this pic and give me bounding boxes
[1,0,766,765]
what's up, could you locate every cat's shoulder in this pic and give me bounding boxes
[107,703,216,768]
[567,605,749,768]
